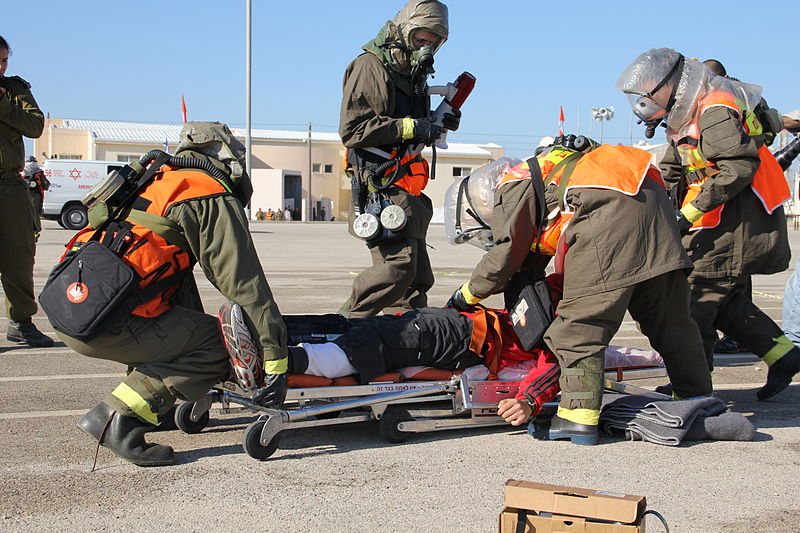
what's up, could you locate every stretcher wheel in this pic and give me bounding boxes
[378,406,414,443]
[242,419,281,460]
[174,401,210,434]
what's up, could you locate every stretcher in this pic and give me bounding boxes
[174,363,669,461]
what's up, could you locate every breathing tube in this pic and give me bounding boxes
[136,149,236,192]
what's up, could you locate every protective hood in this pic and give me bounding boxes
[363,0,448,75]
[175,121,253,206]
[24,161,40,176]
[617,48,763,143]
[444,157,521,250]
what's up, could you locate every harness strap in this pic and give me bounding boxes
[123,209,193,257]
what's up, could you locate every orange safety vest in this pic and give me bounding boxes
[73,167,230,318]
[676,91,791,231]
[385,149,430,196]
[497,145,658,257]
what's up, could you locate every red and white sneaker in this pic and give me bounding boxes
[218,302,265,391]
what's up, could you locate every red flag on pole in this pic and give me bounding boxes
[558,106,565,136]
[181,95,188,123]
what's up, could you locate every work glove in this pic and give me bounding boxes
[675,210,692,236]
[251,373,288,408]
[442,107,461,131]
[445,282,481,311]
[413,118,444,146]
[675,204,704,236]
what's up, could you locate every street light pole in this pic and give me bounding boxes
[307,122,312,222]
[245,0,252,219]
[591,107,615,144]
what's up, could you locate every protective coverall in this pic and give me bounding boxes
[339,0,451,318]
[449,141,712,444]
[618,48,798,401]
[57,122,287,466]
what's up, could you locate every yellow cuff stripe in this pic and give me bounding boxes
[763,335,795,366]
[264,357,289,374]
[111,382,159,425]
[401,117,416,141]
[460,282,481,305]
[680,203,705,223]
[557,406,600,426]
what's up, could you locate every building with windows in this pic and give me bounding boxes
[34,118,504,221]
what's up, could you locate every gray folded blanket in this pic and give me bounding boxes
[599,395,755,446]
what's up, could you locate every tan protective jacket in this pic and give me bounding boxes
[660,106,790,278]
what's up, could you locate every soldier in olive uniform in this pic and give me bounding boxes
[0,36,53,347]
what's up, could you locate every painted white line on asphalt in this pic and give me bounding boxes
[0,347,75,354]
[0,373,122,382]
[0,409,85,420]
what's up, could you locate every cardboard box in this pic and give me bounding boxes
[499,480,647,533]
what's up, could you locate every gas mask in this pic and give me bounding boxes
[409,44,435,72]
[625,55,685,138]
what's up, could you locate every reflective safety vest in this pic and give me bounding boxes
[676,91,791,231]
[73,167,230,318]
[497,145,658,256]
[384,148,430,196]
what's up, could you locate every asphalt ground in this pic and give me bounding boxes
[1,219,799,533]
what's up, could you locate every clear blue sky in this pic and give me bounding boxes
[4,0,798,158]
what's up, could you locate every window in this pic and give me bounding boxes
[56,154,82,160]
[453,166,472,177]
[312,163,322,173]
[116,155,139,163]
[324,164,334,174]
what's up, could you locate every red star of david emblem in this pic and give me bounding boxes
[69,168,81,180]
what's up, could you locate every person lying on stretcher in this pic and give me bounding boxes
[219,302,560,427]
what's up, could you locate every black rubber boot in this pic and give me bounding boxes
[77,403,176,466]
[529,414,599,446]
[7,318,54,347]
[758,347,800,401]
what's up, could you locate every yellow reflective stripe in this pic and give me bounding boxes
[401,118,416,141]
[111,382,159,425]
[461,282,481,305]
[557,406,600,426]
[263,357,288,374]
[680,203,705,223]
[763,335,795,366]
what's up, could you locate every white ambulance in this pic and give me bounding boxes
[41,159,125,230]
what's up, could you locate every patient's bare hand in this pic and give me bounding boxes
[497,398,532,426]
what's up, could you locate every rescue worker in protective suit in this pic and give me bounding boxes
[0,35,53,348]
[339,0,460,318]
[23,155,49,239]
[446,138,713,445]
[61,122,288,467]
[618,48,798,401]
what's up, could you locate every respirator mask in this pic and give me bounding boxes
[628,54,685,138]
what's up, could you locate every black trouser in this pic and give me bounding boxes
[332,308,482,383]
[689,274,786,371]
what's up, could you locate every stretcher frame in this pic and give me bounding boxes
[174,365,669,461]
